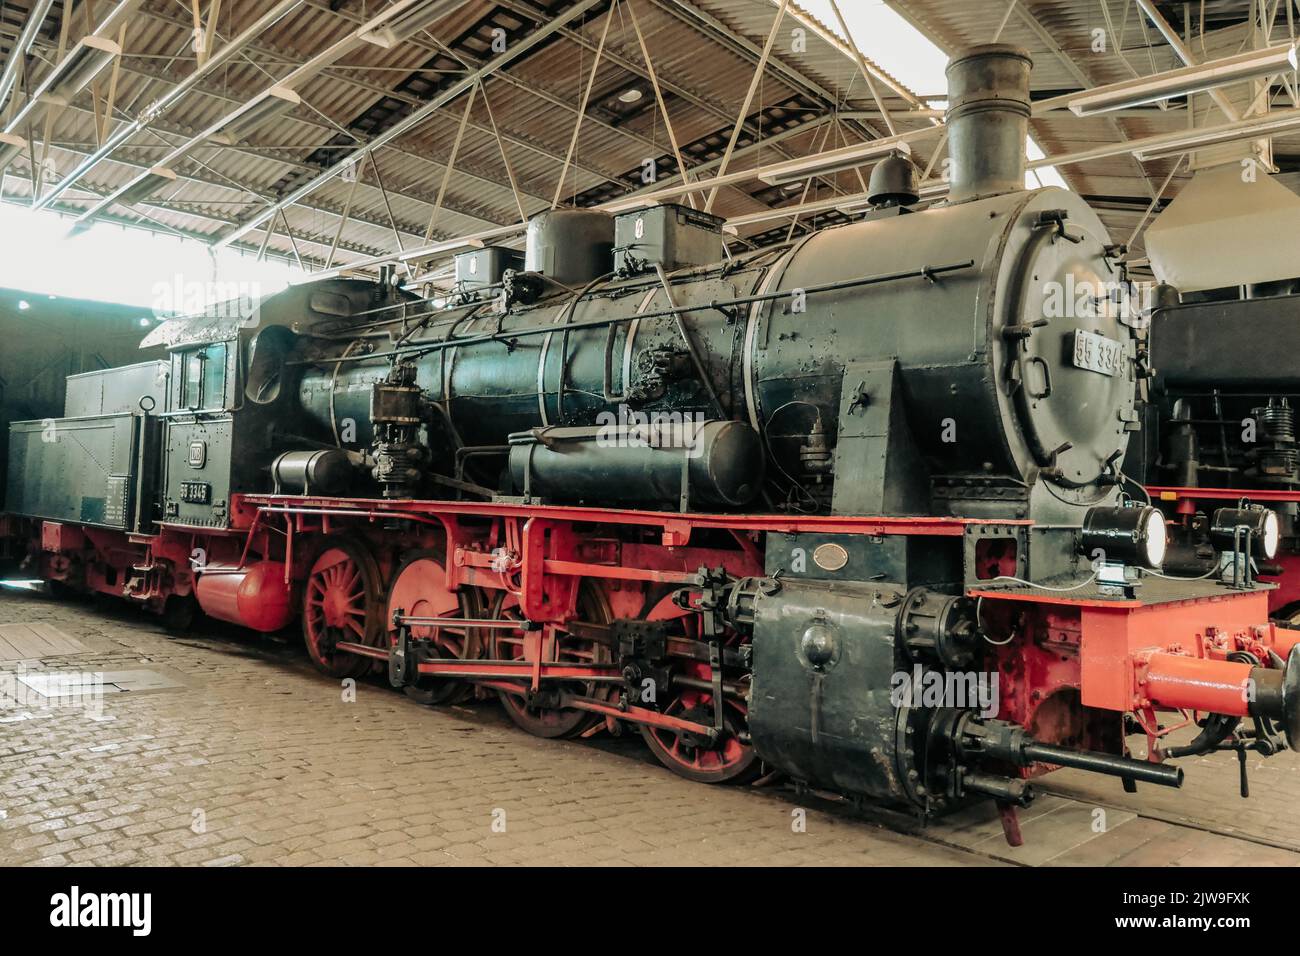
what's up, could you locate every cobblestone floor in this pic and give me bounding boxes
[0,586,1296,867]
[0,588,983,867]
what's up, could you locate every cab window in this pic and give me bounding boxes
[179,343,228,410]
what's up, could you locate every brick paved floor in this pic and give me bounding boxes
[0,586,1295,867]
[0,588,983,867]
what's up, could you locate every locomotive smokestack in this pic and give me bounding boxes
[944,44,1033,203]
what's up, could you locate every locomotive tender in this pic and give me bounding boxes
[4,45,1297,843]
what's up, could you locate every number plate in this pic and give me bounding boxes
[1071,329,1125,377]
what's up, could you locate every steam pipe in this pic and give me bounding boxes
[1020,741,1184,788]
[286,260,976,368]
[946,713,1185,788]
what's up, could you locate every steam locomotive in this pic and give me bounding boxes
[1131,284,1300,619]
[3,45,1297,845]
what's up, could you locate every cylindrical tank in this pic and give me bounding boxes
[508,420,764,507]
[195,562,294,632]
[270,449,354,495]
[525,209,615,286]
[945,44,1033,203]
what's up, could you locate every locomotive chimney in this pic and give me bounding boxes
[944,44,1034,203]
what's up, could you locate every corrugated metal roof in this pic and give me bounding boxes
[1,0,1294,276]
[0,0,936,274]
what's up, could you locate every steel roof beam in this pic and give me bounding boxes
[299,0,847,207]
[301,0,675,154]
[288,0,653,191]
[826,0,898,135]
[136,2,623,197]
[611,112,836,201]
[33,0,305,211]
[91,38,578,206]
[13,45,509,236]
[1004,1,1157,198]
[705,0,793,213]
[651,0,885,140]
[71,0,474,229]
[36,52,536,232]
[2,0,140,134]
[1134,0,1242,122]
[0,0,57,114]
[775,0,928,112]
[495,0,800,142]
[109,0,862,244]
[9,104,444,249]
[216,0,606,249]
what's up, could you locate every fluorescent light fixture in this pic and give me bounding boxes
[360,0,461,48]
[35,35,120,107]
[0,131,28,170]
[1069,43,1299,117]
[208,86,301,145]
[1133,110,1300,161]
[758,141,912,187]
[115,166,178,205]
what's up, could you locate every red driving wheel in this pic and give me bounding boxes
[302,538,384,679]
[488,582,613,739]
[637,590,761,784]
[387,549,483,705]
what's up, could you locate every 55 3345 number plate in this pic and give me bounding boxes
[1071,329,1125,377]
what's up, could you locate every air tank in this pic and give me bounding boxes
[195,562,294,632]
[507,420,764,508]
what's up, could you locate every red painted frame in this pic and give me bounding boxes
[6,489,1294,766]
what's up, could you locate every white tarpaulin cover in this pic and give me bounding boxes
[1145,164,1300,293]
